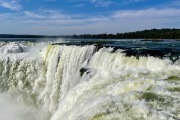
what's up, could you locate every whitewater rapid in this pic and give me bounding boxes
[0,42,180,120]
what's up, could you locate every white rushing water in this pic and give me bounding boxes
[0,42,180,120]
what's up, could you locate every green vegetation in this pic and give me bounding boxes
[65,28,180,39]
[91,113,106,120]
[165,76,180,84]
[0,28,180,39]
[140,92,165,102]
[168,87,180,92]
[167,76,180,81]
[0,34,47,38]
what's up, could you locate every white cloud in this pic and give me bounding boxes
[90,0,112,7]
[24,10,71,19]
[0,0,22,11]
[65,0,113,7]
[24,11,45,19]
[74,4,85,7]
[0,13,12,22]
[167,0,180,6]
[112,8,180,18]
[126,0,146,2]
[46,0,58,1]
[0,8,180,35]
[122,0,146,4]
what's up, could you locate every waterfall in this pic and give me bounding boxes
[0,43,179,120]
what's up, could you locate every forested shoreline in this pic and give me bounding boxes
[0,28,180,39]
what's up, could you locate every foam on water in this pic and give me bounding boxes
[0,42,179,120]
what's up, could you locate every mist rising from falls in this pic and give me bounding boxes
[0,43,180,120]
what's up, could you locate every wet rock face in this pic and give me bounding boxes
[80,67,90,76]
[0,42,24,53]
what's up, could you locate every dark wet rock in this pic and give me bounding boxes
[80,68,90,76]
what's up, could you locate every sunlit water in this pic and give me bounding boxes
[0,38,180,120]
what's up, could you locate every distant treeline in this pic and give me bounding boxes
[68,28,180,39]
[0,34,47,38]
[1,28,180,39]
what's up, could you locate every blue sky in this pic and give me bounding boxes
[0,0,180,35]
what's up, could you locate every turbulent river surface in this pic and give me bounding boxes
[0,38,180,120]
